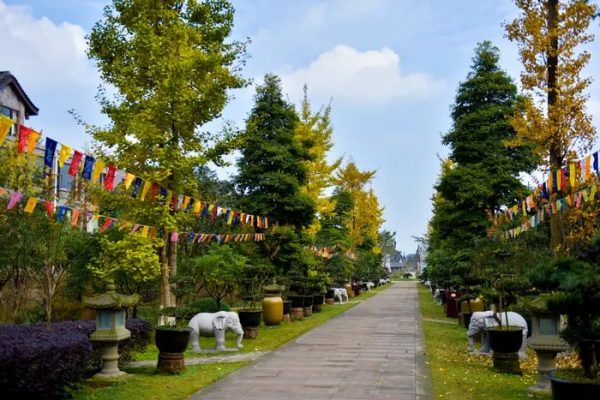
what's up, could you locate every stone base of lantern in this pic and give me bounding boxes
[528,349,562,395]
[283,314,291,323]
[87,342,128,386]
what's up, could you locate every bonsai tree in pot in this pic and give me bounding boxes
[238,263,271,337]
[531,232,600,398]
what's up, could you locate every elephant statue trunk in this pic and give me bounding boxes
[188,311,244,352]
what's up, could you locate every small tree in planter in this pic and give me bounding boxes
[530,232,600,398]
[188,244,247,311]
[238,263,271,338]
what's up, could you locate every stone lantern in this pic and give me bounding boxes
[527,295,568,395]
[83,280,139,381]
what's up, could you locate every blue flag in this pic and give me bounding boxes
[131,177,143,197]
[81,155,95,180]
[44,138,58,168]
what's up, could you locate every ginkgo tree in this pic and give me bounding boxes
[506,0,597,254]
[87,0,247,307]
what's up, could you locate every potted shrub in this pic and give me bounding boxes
[238,264,269,338]
[535,233,600,399]
[155,309,192,373]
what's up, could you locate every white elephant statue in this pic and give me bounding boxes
[467,311,528,358]
[333,288,348,304]
[188,311,244,352]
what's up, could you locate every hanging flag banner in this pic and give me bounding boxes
[104,165,116,191]
[68,150,83,176]
[23,197,38,213]
[92,160,105,183]
[44,138,58,167]
[81,155,95,180]
[131,177,143,198]
[0,115,13,145]
[6,191,22,209]
[58,144,72,168]
[17,126,31,153]
[27,129,41,154]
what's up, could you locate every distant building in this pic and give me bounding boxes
[1,71,76,201]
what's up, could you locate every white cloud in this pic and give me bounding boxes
[0,1,97,90]
[280,45,442,105]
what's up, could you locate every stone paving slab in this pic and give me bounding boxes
[190,282,431,400]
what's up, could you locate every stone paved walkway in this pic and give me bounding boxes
[190,282,431,400]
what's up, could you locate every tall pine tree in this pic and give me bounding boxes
[427,41,537,287]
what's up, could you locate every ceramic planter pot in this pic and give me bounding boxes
[262,295,283,326]
[325,289,335,299]
[486,327,524,353]
[155,327,192,354]
[550,371,600,399]
[282,300,292,315]
[288,295,304,308]
[238,309,262,329]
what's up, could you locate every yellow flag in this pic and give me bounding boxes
[124,173,136,189]
[591,184,597,200]
[556,170,562,191]
[24,197,38,213]
[586,156,592,180]
[92,160,105,183]
[140,181,151,201]
[27,130,41,153]
[58,144,71,168]
[182,196,191,210]
[193,200,202,216]
[569,163,576,188]
[0,115,13,145]
[140,226,149,237]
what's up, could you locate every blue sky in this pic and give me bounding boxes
[1,0,599,253]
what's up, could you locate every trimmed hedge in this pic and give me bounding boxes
[0,319,152,399]
[0,321,93,399]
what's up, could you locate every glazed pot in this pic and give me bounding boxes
[302,295,314,308]
[486,326,524,353]
[262,295,283,326]
[288,295,304,308]
[155,327,192,354]
[550,371,600,400]
[325,289,335,299]
[238,309,262,329]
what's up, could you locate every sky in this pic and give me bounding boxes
[1,0,599,254]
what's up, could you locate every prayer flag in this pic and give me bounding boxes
[193,200,202,217]
[71,209,80,226]
[226,209,234,225]
[81,155,95,180]
[182,196,191,210]
[140,180,151,201]
[570,163,576,188]
[68,150,83,176]
[45,201,55,217]
[17,126,31,153]
[27,130,40,153]
[124,173,136,190]
[140,226,149,237]
[131,177,142,197]
[160,187,167,199]
[171,232,179,242]
[44,138,58,167]
[7,192,22,209]
[586,156,592,180]
[58,144,71,168]
[594,152,599,175]
[24,197,38,213]
[151,183,160,201]
[92,160,105,183]
[131,224,141,234]
[0,115,12,145]
[591,184,597,201]
[104,165,116,190]
[556,170,562,191]
[100,218,113,233]
[57,206,68,222]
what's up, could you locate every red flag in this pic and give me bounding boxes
[99,218,113,233]
[151,183,160,201]
[68,151,83,176]
[104,165,117,191]
[45,201,55,217]
[18,126,31,153]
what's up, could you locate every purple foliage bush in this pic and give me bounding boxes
[0,319,152,399]
[0,321,93,399]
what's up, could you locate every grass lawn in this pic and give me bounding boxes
[72,284,390,399]
[418,284,554,400]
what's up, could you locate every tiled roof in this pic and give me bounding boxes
[0,71,39,117]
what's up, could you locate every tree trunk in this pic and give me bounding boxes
[159,230,173,307]
[168,235,178,306]
[547,0,564,256]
